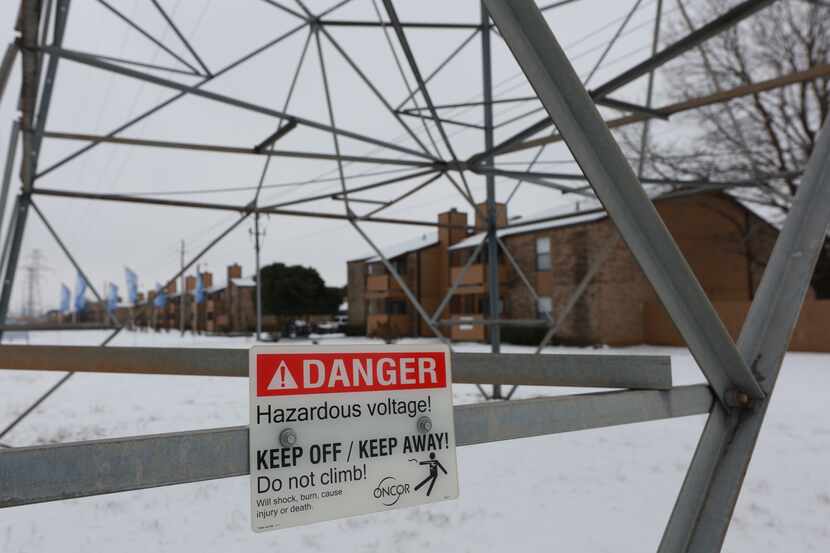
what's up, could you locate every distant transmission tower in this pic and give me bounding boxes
[19,249,50,319]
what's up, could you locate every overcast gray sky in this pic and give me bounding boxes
[0,0,677,314]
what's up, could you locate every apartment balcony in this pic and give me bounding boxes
[449,263,509,294]
[447,315,486,341]
[365,274,405,299]
[367,314,410,337]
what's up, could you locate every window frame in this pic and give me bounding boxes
[537,296,553,319]
[536,236,552,272]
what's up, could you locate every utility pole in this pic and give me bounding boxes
[179,239,186,335]
[251,213,264,341]
[193,263,200,335]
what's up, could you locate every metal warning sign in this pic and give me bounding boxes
[249,343,459,532]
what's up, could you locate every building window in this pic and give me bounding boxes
[537,296,553,319]
[386,300,407,315]
[393,258,407,276]
[450,294,486,316]
[479,295,505,316]
[536,237,551,271]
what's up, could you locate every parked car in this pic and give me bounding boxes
[282,319,310,339]
[314,321,340,334]
[334,314,348,331]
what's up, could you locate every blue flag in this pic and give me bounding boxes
[74,272,87,313]
[125,267,138,305]
[195,272,205,305]
[153,283,167,308]
[107,283,119,314]
[59,284,70,314]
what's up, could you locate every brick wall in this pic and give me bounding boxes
[597,193,784,345]
[498,192,785,347]
[347,260,367,331]
[593,222,654,346]
[417,246,443,337]
[341,192,801,346]
[645,298,829,352]
[229,283,255,332]
[503,233,536,320]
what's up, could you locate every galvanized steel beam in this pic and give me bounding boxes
[0,0,66,339]
[95,0,200,75]
[480,1,503,399]
[394,29,480,111]
[29,187,467,229]
[0,43,18,105]
[36,21,309,179]
[483,0,763,407]
[494,63,830,158]
[591,0,775,99]
[0,384,709,508]
[0,322,117,331]
[0,345,672,390]
[0,196,19,291]
[660,115,830,553]
[319,19,481,30]
[0,122,19,264]
[431,235,486,324]
[364,172,444,217]
[149,0,212,76]
[39,45,434,162]
[475,0,777,161]
[268,168,437,209]
[319,25,437,161]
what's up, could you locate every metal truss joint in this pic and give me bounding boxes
[439,159,466,172]
[723,388,757,410]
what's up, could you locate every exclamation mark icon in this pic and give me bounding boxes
[268,360,298,390]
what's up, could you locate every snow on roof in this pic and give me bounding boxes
[358,231,439,263]
[448,189,782,252]
[449,199,606,251]
[349,190,778,257]
[726,191,784,229]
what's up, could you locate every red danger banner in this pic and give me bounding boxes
[256,352,447,397]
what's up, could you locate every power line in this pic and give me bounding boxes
[121,166,416,197]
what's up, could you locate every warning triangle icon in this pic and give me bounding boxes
[268,360,298,390]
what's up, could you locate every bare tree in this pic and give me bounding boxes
[633,0,830,294]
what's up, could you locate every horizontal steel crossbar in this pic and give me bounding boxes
[0,323,118,331]
[0,384,710,508]
[0,346,672,389]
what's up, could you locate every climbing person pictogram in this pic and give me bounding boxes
[412,452,447,496]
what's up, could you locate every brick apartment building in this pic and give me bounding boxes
[135,263,256,333]
[347,191,824,348]
[83,261,340,335]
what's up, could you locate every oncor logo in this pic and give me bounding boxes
[372,476,411,507]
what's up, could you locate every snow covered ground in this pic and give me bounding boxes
[0,330,828,552]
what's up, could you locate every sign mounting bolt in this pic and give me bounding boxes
[279,428,298,447]
[417,416,433,434]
